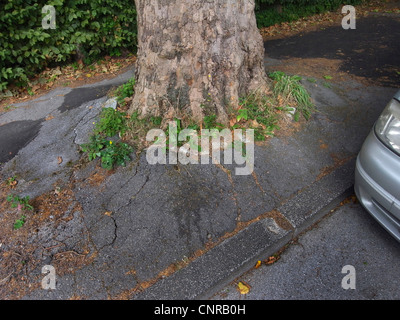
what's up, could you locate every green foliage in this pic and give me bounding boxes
[81,135,133,170]
[6,176,17,186]
[6,194,33,230]
[115,77,136,106]
[236,109,249,122]
[0,0,137,92]
[13,215,26,230]
[237,92,280,141]
[1,0,364,93]
[80,134,108,161]
[6,194,34,211]
[203,115,223,130]
[269,71,315,121]
[95,107,128,137]
[255,0,364,28]
[81,90,133,170]
[150,116,163,126]
[98,141,133,170]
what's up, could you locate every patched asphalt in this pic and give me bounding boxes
[0,70,134,170]
[0,12,399,300]
[265,14,400,88]
[0,119,43,164]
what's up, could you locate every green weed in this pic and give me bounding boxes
[99,141,133,170]
[6,176,17,186]
[13,215,26,230]
[236,91,280,141]
[269,71,315,121]
[6,194,33,230]
[322,81,332,88]
[81,78,136,170]
[95,107,128,137]
[203,115,224,130]
[114,77,136,106]
[150,116,163,126]
[81,136,133,170]
[80,134,109,161]
[6,194,33,211]
[87,72,315,161]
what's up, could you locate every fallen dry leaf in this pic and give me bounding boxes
[104,211,112,216]
[32,85,41,92]
[265,255,279,265]
[255,260,262,269]
[7,178,17,188]
[57,156,63,164]
[237,282,250,295]
[250,119,260,128]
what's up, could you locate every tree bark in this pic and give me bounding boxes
[130,0,268,125]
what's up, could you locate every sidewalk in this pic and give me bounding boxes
[0,13,399,300]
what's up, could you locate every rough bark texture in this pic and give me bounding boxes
[131,0,268,124]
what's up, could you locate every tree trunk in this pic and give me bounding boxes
[130,0,268,125]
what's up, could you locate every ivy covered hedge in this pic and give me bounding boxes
[0,0,137,92]
[255,0,364,28]
[1,0,363,93]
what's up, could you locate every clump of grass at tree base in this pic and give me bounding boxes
[196,89,281,142]
[233,90,281,142]
[225,71,315,141]
[91,71,315,158]
[203,114,224,130]
[268,71,315,122]
[123,110,205,153]
[105,78,161,151]
[122,111,199,153]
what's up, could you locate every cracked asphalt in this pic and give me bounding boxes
[0,11,399,300]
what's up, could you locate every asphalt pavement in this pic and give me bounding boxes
[265,13,400,88]
[0,11,399,300]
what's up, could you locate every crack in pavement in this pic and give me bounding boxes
[3,18,399,298]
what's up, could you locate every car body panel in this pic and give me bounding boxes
[394,90,400,102]
[358,131,400,203]
[355,92,400,242]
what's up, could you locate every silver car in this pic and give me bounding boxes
[355,90,400,242]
